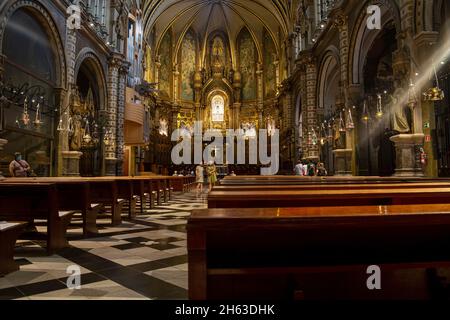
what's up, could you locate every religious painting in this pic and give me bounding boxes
[211,36,226,67]
[159,31,172,97]
[181,30,196,101]
[264,31,277,98]
[239,29,256,101]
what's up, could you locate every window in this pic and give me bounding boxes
[211,95,225,122]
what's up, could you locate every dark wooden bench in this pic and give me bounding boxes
[0,221,27,276]
[208,187,450,208]
[213,182,450,192]
[188,204,450,300]
[0,183,74,254]
[220,176,450,185]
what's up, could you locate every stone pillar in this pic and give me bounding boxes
[233,71,242,129]
[194,70,202,123]
[60,28,79,176]
[105,54,122,176]
[413,31,440,177]
[390,134,425,177]
[116,61,129,176]
[173,65,180,105]
[302,53,318,160]
[256,63,264,128]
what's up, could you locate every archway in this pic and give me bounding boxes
[1,5,65,176]
[434,0,450,176]
[318,51,340,175]
[73,55,107,176]
[360,23,398,176]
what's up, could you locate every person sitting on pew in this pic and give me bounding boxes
[316,162,328,176]
[9,152,33,177]
[307,161,316,177]
[294,160,303,176]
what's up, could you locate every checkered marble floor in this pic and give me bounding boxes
[0,192,207,300]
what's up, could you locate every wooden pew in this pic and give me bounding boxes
[188,204,450,300]
[208,188,450,208]
[0,221,27,276]
[220,175,450,185]
[0,183,73,254]
[213,182,450,192]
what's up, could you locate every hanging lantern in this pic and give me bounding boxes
[311,128,318,146]
[67,115,74,134]
[21,97,30,126]
[83,119,92,144]
[327,121,333,141]
[319,123,327,146]
[346,108,355,130]
[57,119,64,131]
[339,112,346,132]
[361,101,370,122]
[423,65,445,101]
[34,103,43,128]
[375,94,384,119]
[103,128,111,146]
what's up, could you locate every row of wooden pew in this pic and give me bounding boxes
[188,175,450,300]
[0,175,196,276]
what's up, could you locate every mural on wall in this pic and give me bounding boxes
[181,30,196,101]
[159,31,172,97]
[264,31,276,98]
[211,36,226,67]
[239,29,256,101]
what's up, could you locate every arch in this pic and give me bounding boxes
[433,0,450,34]
[349,0,400,86]
[317,48,340,112]
[0,0,66,88]
[74,49,108,112]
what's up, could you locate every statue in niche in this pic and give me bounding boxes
[390,88,411,134]
[70,114,83,151]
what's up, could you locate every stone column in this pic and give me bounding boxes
[413,31,440,177]
[60,28,81,176]
[256,63,264,128]
[105,54,122,176]
[0,54,6,178]
[332,12,354,176]
[116,61,129,176]
[300,52,318,160]
[194,70,202,123]
[233,71,242,129]
[173,65,180,105]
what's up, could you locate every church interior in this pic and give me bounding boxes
[1,0,450,301]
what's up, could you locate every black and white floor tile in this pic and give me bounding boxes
[0,192,207,300]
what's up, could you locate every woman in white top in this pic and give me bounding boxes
[195,163,204,196]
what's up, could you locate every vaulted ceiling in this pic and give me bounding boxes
[142,0,294,63]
